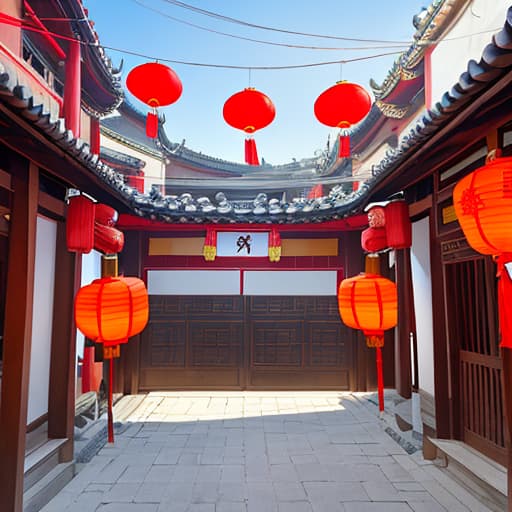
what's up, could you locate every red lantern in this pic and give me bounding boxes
[368,206,386,228]
[338,273,397,412]
[126,62,183,138]
[268,228,282,262]
[75,276,148,347]
[361,227,388,253]
[223,88,276,166]
[95,204,118,227]
[314,81,372,158]
[385,200,411,249]
[66,195,95,253]
[453,155,512,347]
[94,223,124,255]
[203,227,217,261]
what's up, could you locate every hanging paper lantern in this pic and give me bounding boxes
[95,204,118,227]
[223,88,276,166]
[314,81,372,158]
[268,228,282,262]
[338,273,397,348]
[453,156,512,255]
[385,200,411,249]
[453,155,512,347]
[126,62,182,138]
[203,227,217,261]
[94,223,124,255]
[66,194,95,253]
[361,227,387,253]
[75,276,148,348]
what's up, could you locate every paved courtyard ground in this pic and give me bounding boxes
[42,392,495,512]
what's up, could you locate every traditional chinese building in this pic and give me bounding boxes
[1,0,512,510]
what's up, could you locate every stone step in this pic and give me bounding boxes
[23,461,74,512]
[24,438,67,492]
[430,438,507,512]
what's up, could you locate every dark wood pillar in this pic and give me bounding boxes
[0,160,38,512]
[48,222,80,461]
[118,231,142,394]
[395,248,414,398]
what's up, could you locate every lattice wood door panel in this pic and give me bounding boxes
[444,257,505,465]
[139,295,354,390]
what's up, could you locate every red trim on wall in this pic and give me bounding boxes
[118,214,368,232]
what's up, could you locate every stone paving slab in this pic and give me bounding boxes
[41,392,495,512]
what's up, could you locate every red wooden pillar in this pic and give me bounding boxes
[0,160,38,512]
[90,116,100,156]
[63,37,81,136]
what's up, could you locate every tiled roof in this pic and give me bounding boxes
[2,4,512,224]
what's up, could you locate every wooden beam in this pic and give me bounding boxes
[47,221,79,461]
[0,159,38,512]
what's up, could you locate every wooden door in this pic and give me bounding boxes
[444,257,505,464]
[139,295,354,391]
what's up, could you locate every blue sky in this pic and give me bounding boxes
[85,0,428,165]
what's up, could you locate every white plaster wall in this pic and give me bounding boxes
[147,270,240,295]
[76,250,102,360]
[27,216,57,425]
[244,270,337,296]
[410,217,435,397]
[430,1,510,105]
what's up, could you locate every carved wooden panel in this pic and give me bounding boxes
[189,322,242,367]
[140,295,354,390]
[251,321,303,366]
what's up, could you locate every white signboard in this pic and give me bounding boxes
[217,232,269,257]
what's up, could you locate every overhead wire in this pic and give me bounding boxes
[158,0,413,44]
[0,13,406,70]
[131,0,409,52]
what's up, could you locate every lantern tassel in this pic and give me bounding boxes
[107,357,114,443]
[146,110,159,138]
[338,133,350,158]
[245,138,260,166]
[497,254,512,348]
[376,346,385,414]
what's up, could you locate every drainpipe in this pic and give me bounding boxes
[63,36,81,136]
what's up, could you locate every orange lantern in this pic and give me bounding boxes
[453,155,512,347]
[314,81,372,158]
[223,88,276,166]
[338,273,397,412]
[75,276,149,349]
[66,195,95,253]
[453,156,512,255]
[385,200,412,249]
[126,62,182,138]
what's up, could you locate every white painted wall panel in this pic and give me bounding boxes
[430,1,510,105]
[410,217,435,397]
[76,250,102,360]
[147,270,240,295]
[27,217,57,425]
[244,270,337,296]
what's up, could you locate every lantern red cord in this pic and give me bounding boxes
[314,81,372,159]
[126,62,183,138]
[223,88,276,166]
